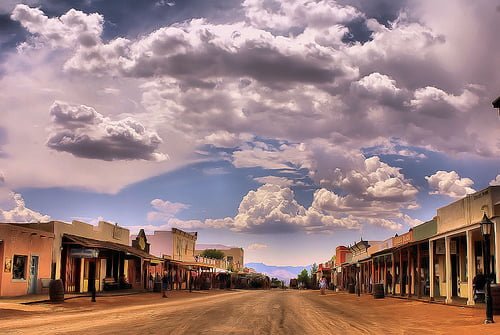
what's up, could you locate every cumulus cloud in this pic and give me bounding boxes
[364,140,427,159]
[0,193,51,223]
[329,156,418,201]
[140,182,412,234]
[489,175,500,186]
[247,243,268,250]
[399,213,423,227]
[351,72,404,106]
[11,6,357,86]
[5,1,500,234]
[0,172,50,222]
[228,140,419,229]
[47,101,168,161]
[234,140,418,203]
[426,170,476,198]
[11,4,103,50]
[232,141,310,171]
[253,176,296,187]
[242,0,362,31]
[203,131,253,148]
[13,3,500,159]
[147,199,190,222]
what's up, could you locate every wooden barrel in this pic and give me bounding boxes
[491,284,500,315]
[373,283,384,299]
[49,279,64,303]
[348,283,355,294]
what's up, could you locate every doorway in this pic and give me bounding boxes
[451,254,458,296]
[28,255,39,294]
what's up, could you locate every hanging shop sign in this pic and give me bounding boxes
[70,248,99,258]
[435,239,445,255]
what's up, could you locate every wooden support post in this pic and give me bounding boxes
[408,247,412,297]
[429,240,435,301]
[399,250,403,296]
[417,243,421,299]
[391,253,396,295]
[466,230,474,305]
[445,236,452,304]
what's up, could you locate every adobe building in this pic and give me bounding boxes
[342,240,378,293]
[133,228,216,290]
[137,228,197,262]
[195,244,245,272]
[27,220,157,293]
[367,238,393,295]
[429,186,500,305]
[332,246,350,290]
[0,223,54,296]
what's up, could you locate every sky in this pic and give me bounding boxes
[0,0,499,267]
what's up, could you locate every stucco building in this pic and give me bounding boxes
[429,186,500,305]
[0,223,54,296]
[195,244,244,272]
[27,220,157,293]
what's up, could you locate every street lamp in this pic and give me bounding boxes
[480,213,494,324]
[188,265,193,293]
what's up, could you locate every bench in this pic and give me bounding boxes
[40,278,52,292]
[103,277,120,291]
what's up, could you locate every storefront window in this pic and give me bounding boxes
[12,255,27,280]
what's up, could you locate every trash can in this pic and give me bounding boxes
[49,279,64,303]
[348,283,355,294]
[373,283,384,299]
[491,284,500,315]
[153,281,162,292]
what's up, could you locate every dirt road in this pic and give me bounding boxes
[1,290,500,334]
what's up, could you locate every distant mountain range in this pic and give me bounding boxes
[245,262,312,283]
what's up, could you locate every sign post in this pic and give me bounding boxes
[69,248,99,302]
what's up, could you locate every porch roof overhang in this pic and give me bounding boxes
[62,234,162,261]
[168,259,216,269]
[371,251,393,259]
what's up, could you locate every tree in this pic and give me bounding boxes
[310,263,318,278]
[297,269,310,288]
[200,249,225,259]
[310,263,319,289]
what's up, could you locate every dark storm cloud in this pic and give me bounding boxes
[129,45,340,85]
[341,18,373,44]
[47,130,163,161]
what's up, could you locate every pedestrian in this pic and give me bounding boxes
[162,270,169,298]
[149,272,154,291]
[319,276,327,295]
[386,271,392,294]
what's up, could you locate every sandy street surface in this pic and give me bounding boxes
[1,290,500,335]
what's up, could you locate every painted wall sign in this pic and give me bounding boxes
[436,239,445,255]
[4,258,11,273]
[450,240,457,255]
[393,231,414,247]
[70,248,99,258]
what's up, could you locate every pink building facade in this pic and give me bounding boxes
[0,223,54,296]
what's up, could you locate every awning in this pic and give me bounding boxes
[169,259,216,269]
[62,234,163,262]
[372,252,393,259]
